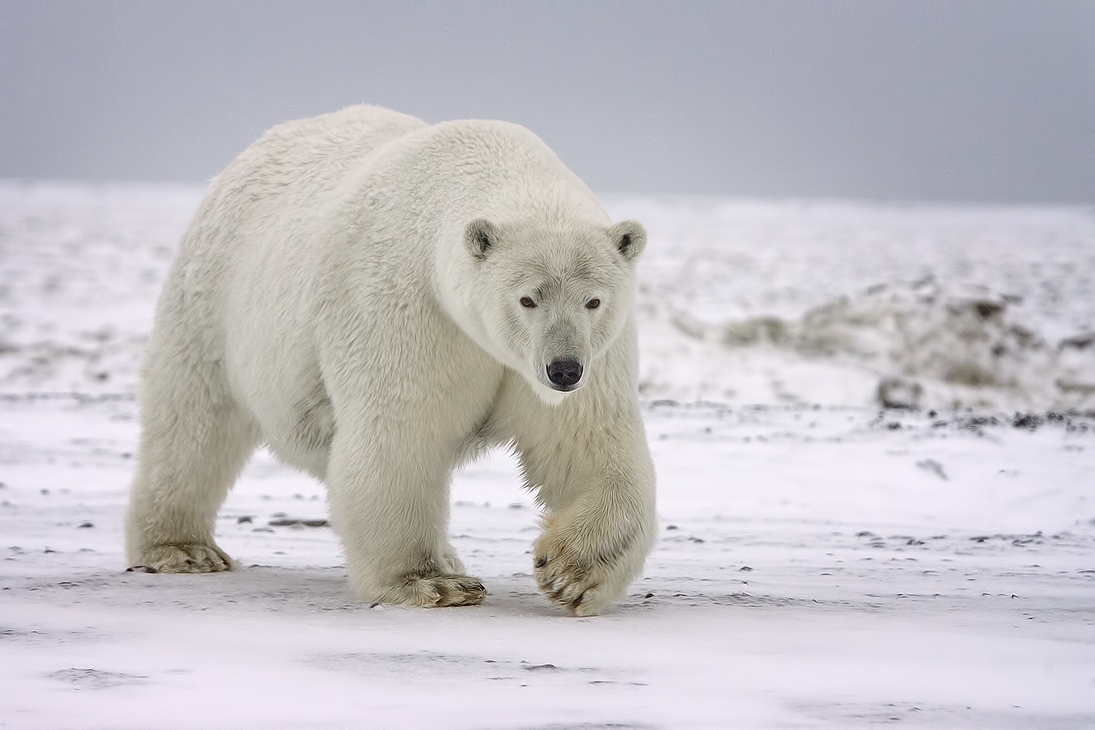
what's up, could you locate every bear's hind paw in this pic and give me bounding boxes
[397,574,487,608]
[129,543,237,574]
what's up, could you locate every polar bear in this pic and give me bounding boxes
[125,105,657,616]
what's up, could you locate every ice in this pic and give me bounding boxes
[1,181,1093,727]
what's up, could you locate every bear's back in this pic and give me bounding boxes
[213,105,428,213]
[171,105,427,282]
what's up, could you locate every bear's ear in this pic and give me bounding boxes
[608,220,647,262]
[465,218,499,261]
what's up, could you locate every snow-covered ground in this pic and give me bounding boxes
[1,181,1093,728]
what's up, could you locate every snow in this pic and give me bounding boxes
[1,181,1094,728]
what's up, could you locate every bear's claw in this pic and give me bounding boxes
[541,571,598,610]
[534,551,608,616]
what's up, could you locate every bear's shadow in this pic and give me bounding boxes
[115,566,573,618]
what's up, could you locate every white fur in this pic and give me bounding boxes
[125,105,657,616]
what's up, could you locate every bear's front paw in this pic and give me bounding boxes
[534,520,642,617]
[129,543,237,574]
[384,573,487,608]
[534,551,602,616]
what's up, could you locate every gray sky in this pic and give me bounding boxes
[2,0,1093,203]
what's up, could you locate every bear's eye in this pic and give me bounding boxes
[586,298,601,310]
[520,296,537,309]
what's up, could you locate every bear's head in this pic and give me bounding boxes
[440,216,647,405]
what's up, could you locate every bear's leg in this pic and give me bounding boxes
[326,427,485,608]
[511,400,657,617]
[125,374,259,573]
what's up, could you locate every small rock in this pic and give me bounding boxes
[1059,333,1094,350]
[268,518,330,527]
[916,459,948,480]
[877,377,922,409]
[1012,412,1043,430]
[523,663,557,672]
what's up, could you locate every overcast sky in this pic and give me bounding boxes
[2,0,1093,203]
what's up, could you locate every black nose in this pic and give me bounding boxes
[546,358,583,388]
